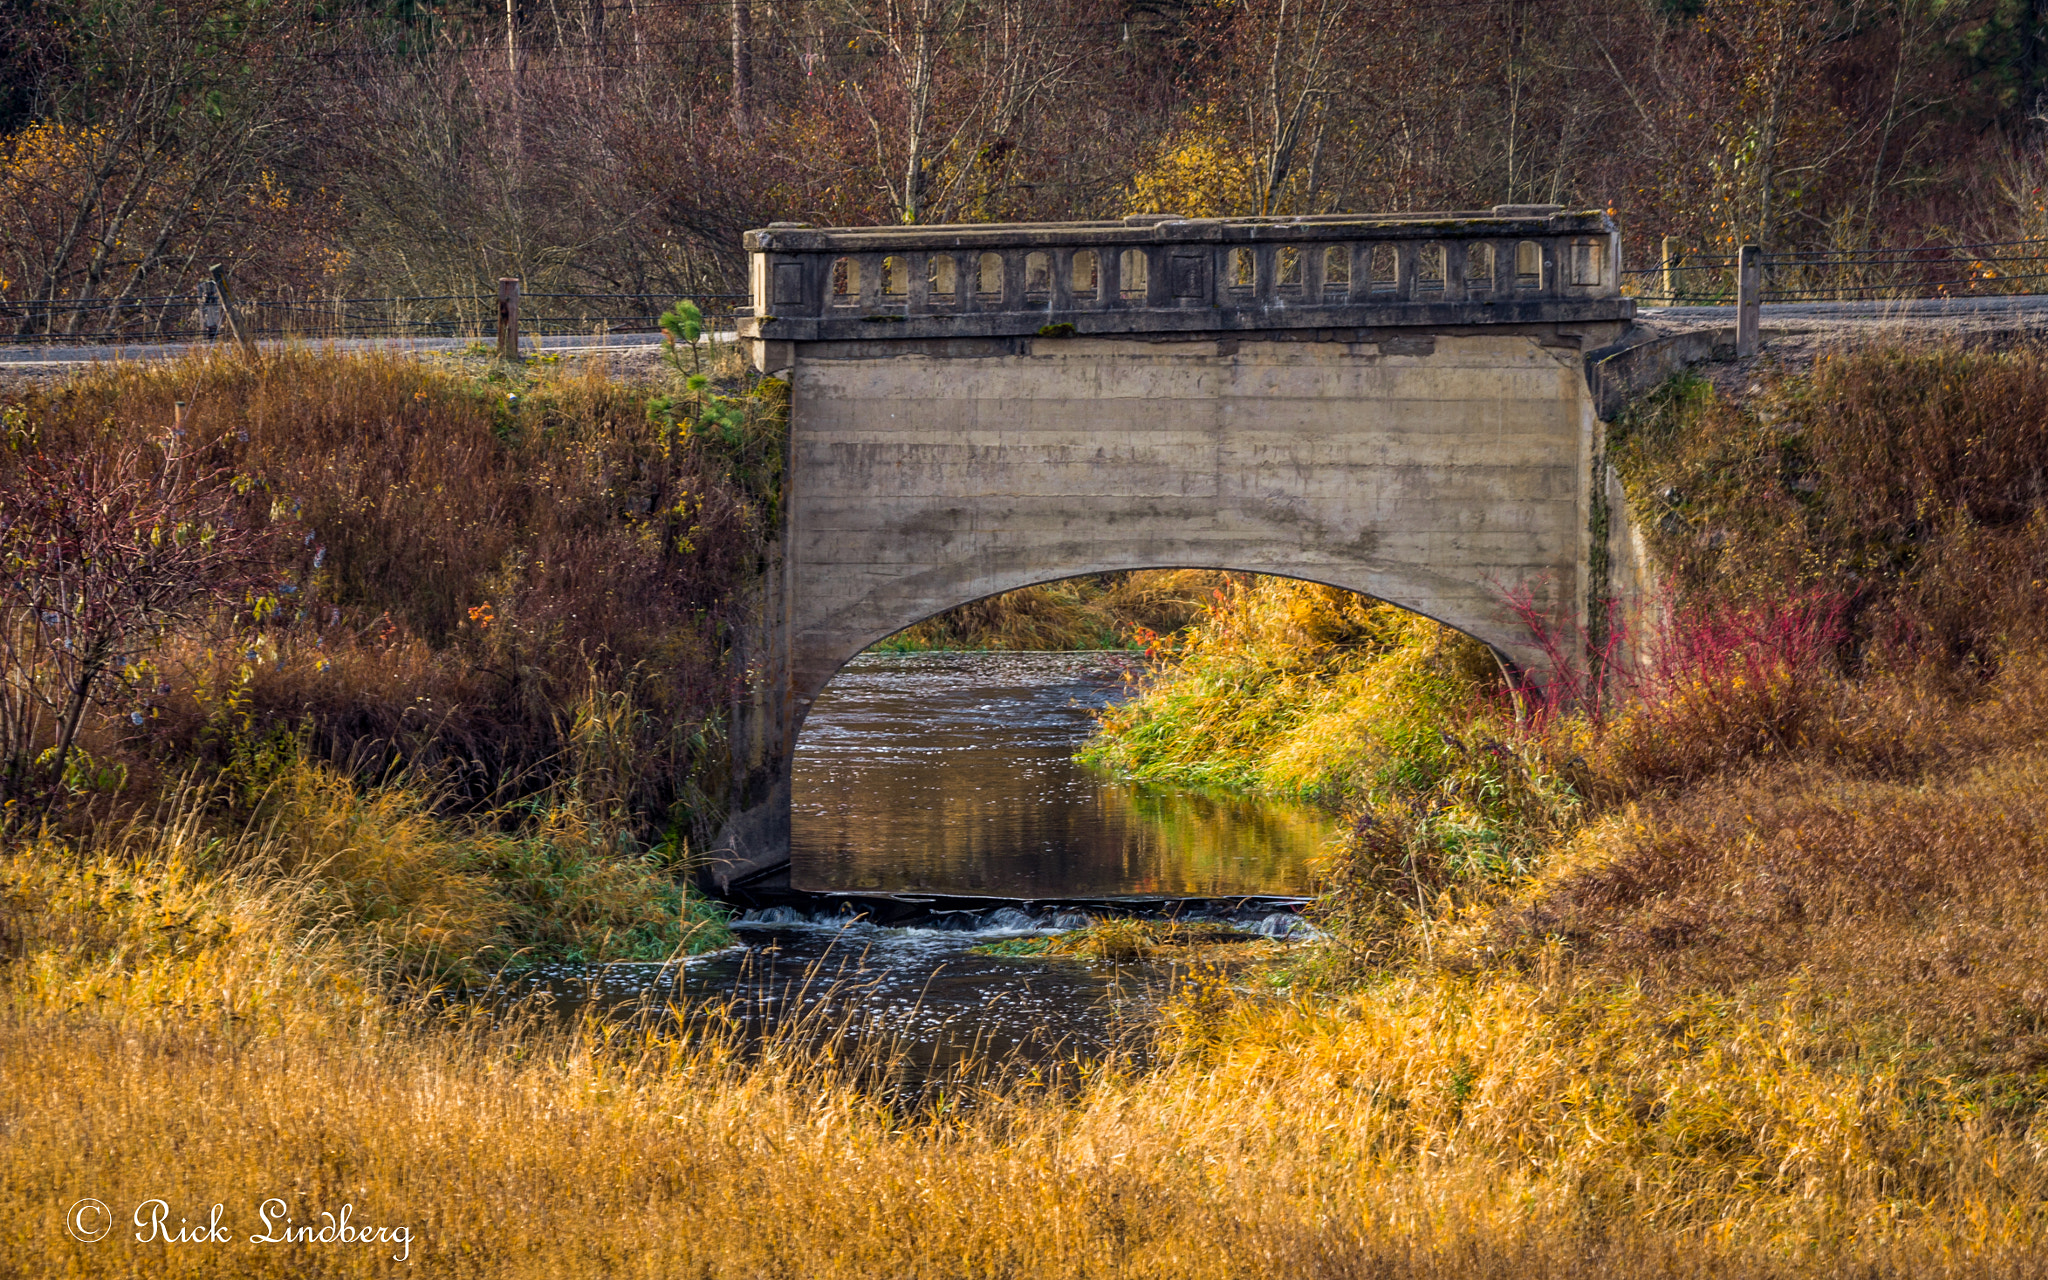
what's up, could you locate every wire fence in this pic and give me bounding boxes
[0,291,751,346]
[17,240,2048,341]
[1621,239,2048,306]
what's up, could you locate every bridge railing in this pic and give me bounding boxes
[743,206,1631,339]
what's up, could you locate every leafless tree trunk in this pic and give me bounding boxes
[734,0,754,119]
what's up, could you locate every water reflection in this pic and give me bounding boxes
[792,650,1334,897]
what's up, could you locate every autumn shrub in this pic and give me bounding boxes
[0,439,288,817]
[1591,589,1850,791]
[0,345,785,838]
[1609,344,2048,680]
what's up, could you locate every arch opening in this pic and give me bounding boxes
[787,570,1524,899]
[838,568,1525,676]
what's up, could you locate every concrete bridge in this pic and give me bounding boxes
[710,206,1656,889]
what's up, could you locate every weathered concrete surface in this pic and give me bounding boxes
[708,324,1636,889]
[789,331,1599,677]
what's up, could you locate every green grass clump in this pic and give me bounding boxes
[243,758,732,980]
[1081,579,1502,798]
[972,917,1264,962]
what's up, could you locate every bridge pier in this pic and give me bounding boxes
[708,209,1652,891]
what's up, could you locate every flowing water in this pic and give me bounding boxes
[793,651,1331,898]
[508,650,1337,1080]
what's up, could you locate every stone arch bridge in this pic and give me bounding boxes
[711,206,1662,889]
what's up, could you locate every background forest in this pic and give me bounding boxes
[8,0,2048,324]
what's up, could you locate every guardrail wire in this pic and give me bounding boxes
[0,292,749,346]
[1621,239,2048,306]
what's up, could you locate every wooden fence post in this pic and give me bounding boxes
[1736,244,1761,358]
[497,278,521,361]
[1661,235,1685,303]
[497,276,524,360]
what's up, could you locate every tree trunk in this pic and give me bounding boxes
[733,0,753,120]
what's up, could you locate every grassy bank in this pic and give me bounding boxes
[10,341,2048,1276]
[1071,340,2048,1268]
[0,345,758,970]
[8,816,2048,1277]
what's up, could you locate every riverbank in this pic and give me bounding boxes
[9,340,2048,1275]
[0,343,759,975]
[11,837,2048,1277]
[1076,338,2048,1270]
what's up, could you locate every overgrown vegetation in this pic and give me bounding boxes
[3,343,783,832]
[14,341,2048,1276]
[0,344,774,971]
[871,569,1225,652]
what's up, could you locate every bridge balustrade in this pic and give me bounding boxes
[742,205,1630,343]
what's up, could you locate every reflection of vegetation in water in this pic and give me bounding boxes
[1102,776,1335,896]
[799,766,1331,898]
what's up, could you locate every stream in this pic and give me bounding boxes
[506,650,1338,1082]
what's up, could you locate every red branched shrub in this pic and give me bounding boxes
[1596,590,1849,790]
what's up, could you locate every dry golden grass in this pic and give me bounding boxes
[9,851,2048,1278]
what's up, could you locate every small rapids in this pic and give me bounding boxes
[500,650,1332,1090]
